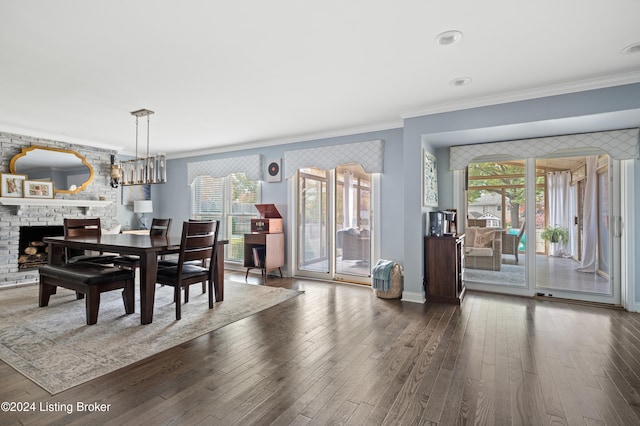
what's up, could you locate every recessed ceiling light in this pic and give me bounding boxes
[435,30,463,46]
[621,42,640,55]
[449,77,472,87]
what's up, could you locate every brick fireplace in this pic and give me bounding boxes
[0,130,119,287]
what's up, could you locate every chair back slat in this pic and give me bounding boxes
[186,234,215,248]
[183,247,213,263]
[186,221,216,234]
[150,218,172,236]
[64,218,102,238]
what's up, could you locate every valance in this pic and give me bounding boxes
[187,154,263,184]
[449,128,639,170]
[284,139,384,178]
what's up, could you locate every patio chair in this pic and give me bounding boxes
[502,221,525,264]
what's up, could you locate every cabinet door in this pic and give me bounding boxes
[425,237,458,302]
[265,233,285,269]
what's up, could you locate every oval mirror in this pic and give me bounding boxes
[10,146,94,195]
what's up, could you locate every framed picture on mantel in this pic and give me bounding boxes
[0,173,27,198]
[423,150,438,207]
[24,180,54,199]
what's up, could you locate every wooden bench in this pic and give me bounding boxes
[39,262,136,325]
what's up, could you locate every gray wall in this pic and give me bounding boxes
[153,128,405,274]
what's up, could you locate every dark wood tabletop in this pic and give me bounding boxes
[44,233,181,254]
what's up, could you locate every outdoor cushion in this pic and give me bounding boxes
[465,247,494,257]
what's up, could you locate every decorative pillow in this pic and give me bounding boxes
[474,228,495,248]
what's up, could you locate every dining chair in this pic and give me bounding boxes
[155,220,220,320]
[113,218,172,270]
[158,218,211,292]
[63,218,117,264]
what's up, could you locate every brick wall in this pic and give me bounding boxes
[0,131,118,287]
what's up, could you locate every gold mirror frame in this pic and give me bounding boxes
[9,146,94,195]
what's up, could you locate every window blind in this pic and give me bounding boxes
[191,174,261,262]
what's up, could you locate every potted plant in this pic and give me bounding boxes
[541,225,569,245]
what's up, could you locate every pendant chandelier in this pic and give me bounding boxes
[120,109,167,186]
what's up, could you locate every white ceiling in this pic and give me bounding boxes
[1,1,639,157]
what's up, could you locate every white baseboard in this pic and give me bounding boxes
[401,291,425,304]
[626,302,640,313]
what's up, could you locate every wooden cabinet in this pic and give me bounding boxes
[423,235,465,304]
[244,232,284,281]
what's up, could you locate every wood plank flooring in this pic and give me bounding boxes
[3,272,640,425]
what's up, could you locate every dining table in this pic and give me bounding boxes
[43,233,227,325]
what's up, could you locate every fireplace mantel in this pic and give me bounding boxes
[0,197,112,215]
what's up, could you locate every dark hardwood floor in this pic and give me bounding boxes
[3,271,640,425]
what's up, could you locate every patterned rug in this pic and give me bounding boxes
[0,280,303,394]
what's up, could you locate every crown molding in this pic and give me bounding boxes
[0,123,123,152]
[401,71,640,119]
[169,120,403,159]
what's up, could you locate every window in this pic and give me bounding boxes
[191,173,261,262]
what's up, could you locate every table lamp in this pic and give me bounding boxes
[134,200,153,229]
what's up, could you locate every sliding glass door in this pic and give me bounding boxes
[295,165,372,284]
[297,168,329,274]
[534,154,619,304]
[462,154,620,304]
[464,160,529,290]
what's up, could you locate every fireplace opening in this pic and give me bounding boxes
[18,226,64,270]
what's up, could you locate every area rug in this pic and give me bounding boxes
[0,280,303,394]
[465,262,526,286]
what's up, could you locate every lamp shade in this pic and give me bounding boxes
[134,200,153,213]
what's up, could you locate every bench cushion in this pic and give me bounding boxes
[39,263,134,285]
